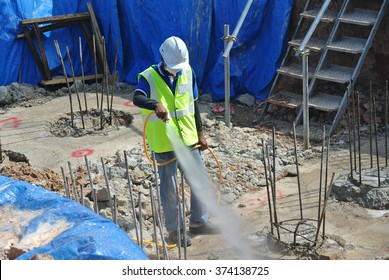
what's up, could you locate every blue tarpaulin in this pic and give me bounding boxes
[0,0,293,101]
[0,175,149,260]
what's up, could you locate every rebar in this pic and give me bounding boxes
[385,80,388,166]
[113,194,118,225]
[261,138,274,235]
[109,40,119,125]
[357,92,362,184]
[67,161,78,203]
[138,191,144,249]
[293,122,303,220]
[181,170,188,259]
[267,142,280,240]
[101,157,115,221]
[347,90,353,178]
[369,81,373,168]
[80,183,85,206]
[65,46,85,129]
[0,137,3,163]
[124,151,140,245]
[322,136,330,237]
[373,96,381,186]
[175,176,182,259]
[54,40,74,127]
[61,166,70,199]
[352,90,357,171]
[99,38,105,129]
[84,156,98,213]
[315,172,335,242]
[103,37,110,111]
[151,152,169,260]
[318,126,325,224]
[93,35,99,109]
[149,182,160,260]
[79,37,88,112]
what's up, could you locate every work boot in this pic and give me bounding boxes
[189,222,221,235]
[168,231,192,247]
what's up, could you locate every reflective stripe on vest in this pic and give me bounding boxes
[139,66,198,153]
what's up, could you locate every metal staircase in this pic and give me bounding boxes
[256,0,388,137]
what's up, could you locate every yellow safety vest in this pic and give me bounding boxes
[139,66,198,153]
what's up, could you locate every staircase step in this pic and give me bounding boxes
[267,91,302,109]
[339,8,378,26]
[277,63,315,79]
[315,65,354,83]
[327,36,367,54]
[301,8,338,23]
[309,93,343,112]
[289,37,326,52]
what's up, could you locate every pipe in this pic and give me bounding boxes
[222,0,253,58]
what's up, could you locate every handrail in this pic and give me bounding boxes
[297,0,332,53]
[222,0,253,58]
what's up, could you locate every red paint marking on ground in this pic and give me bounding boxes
[276,189,286,199]
[70,149,95,158]
[0,117,22,130]
[124,100,137,107]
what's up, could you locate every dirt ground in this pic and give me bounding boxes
[1,90,388,260]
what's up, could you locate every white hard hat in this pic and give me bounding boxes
[159,36,189,70]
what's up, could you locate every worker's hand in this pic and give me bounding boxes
[197,131,208,151]
[154,103,169,122]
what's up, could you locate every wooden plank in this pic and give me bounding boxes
[22,25,47,80]
[33,23,52,80]
[20,12,90,25]
[87,2,110,75]
[17,20,88,39]
[40,74,104,86]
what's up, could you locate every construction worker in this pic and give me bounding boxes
[133,36,219,246]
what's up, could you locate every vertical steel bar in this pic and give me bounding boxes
[124,151,140,245]
[318,126,325,224]
[369,81,373,168]
[302,53,310,150]
[271,127,280,239]
[93,35,99,109]
[322,136,330,237]
[100,38,105,129]
[79,37,88,112]
[67,161,78,203]
[149,182,160,260]
[113,194,117,225]
[84,156,98,213]
[293,122,303,220]
[385,80,388,166]
[181,170,188,260]
[373,96,381,186]
[80,183,85,206]
[138,191,144,249]
[357,93,362,184]
[109,40,119,125]
[54,40,74,127]
[175,177,182,259]
[65,46,85,129]
[261,138,274,235]
[0,137,3,163]
[315,172,335,242]
[151,152,168,260]
[224,24,231,128]
[352,90,357,171]
[347,96,353,178]
[61,166,70,199]
[101,157,115,221]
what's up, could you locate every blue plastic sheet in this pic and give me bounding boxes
[0,175,149,260]
[0,0,293,101]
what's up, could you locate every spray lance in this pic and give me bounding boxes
[142,112,223,204]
